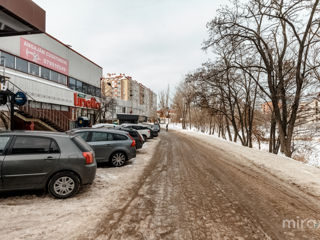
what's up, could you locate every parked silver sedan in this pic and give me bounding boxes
[69,128,136,167]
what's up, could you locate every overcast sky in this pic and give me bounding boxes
[33,0,225,96]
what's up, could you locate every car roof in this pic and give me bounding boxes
[0,131,69,138]
[116,126,137,131]
[92,123,116,128]
[71,128,128,135]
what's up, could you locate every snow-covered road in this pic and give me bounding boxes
[0,138,160,240]
[2,128,320,239]
[94,130,320,240]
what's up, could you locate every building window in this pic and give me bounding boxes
[58,73,67,85]
[82,83,88,94]
[69,78,76,90]
[29,62,39,76]
[42,103,51,109]
[50,70,59,82]
[76,80,82,92]
[1,52,15,69]
[40,66,50,80]
[122,107,126,113]
[96,87,101,97]
[61,106,68,111]
[88,85,95,96]
[52,104,60,110]
[16,57,28,73]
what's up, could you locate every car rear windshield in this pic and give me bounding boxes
[129,131,138,137]
[71,136,92,152]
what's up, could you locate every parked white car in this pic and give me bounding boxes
[121,123,151,142]
[92,123,117,129]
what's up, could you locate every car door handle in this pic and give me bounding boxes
[46,156,54,160]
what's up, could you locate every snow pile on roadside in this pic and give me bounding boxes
[170,122,320,167]
[295,140,320,167]
[0,138,160,240]
[175,129,320,198]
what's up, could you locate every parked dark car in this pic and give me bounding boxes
[121,124,153,140]
[149,127,158,137]
[0,131,96,199]
[115,127,144,149]
[69,128,136,167]
[140,123,159,137]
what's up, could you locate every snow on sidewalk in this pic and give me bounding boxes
[0,138,160,240]
[175,128,320,198]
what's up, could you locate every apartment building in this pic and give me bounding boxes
[101,73,157,121]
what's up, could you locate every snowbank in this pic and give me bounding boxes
[169,122,320,167]
[175,128,320,198]
[0,138,160,240]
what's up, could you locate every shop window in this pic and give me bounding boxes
[42,103,51,109]
[61,106,68,111]
[30,101,41,109]
[1,52,15,69]
[41,67,50,80]
[16,57,28,73]
[29,62,39,76]
[50,70,59,82]
[96,88,101,97]
[52,104,60,110]
[76,80,82,92]
[82,83,88,94]
[69,78,76,90]
[88,85,95,96]
[58,74,67,85]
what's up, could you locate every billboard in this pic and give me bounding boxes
[20,37,69,75]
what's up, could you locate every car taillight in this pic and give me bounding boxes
[83,152,93,164]
[128,134,136,147]
[148,130,150,133]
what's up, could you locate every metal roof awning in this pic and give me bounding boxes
[117,114,140,121]
[0,0,45,37]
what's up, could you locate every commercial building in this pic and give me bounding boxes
[0,33,102,131]
[0,0,45,37]
[101,73,157,122]
[0,0,102,132]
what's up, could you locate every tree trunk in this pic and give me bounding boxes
[269,112,276,153]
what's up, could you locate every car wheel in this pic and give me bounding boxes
[143,135,147,142]
[48,171,80,199]
[111,152,127,167]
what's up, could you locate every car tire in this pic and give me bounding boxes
[48,171,80,199]
[110,152,127,167]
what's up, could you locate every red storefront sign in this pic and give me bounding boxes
[20,37,69,75]
[74,93,101,109]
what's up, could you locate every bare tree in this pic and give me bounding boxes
[204,0,320,157]
[158,85,171,120]
[95,96,117,123]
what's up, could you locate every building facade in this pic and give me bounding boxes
[101,73,157,121]
[0,33,102,131]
